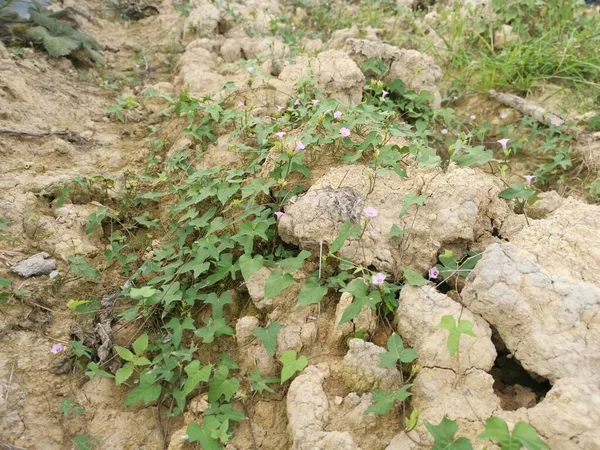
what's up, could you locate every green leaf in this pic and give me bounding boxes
[297,276,328,307]
[264,269,294,301]
[364,384,413,415]
[239,253,264,281]
[186,421,221,450]
[194,318,235,344]
[379,333,417,368]
[124,372,161,406]
[0,277,11,289]
[386,224,409,238]
[183,360,211,395]
[499,183,535,202]
[277,250,311,272]
[85,362,114,380]
[425,417,474,450]
[403,268,429,287]
[132,334,148,355]
[339,279,381,324]
[130,286,157,299]
[478,417,549,450]
[248,366,280,394]
[202,292,233,320]
[436,316,476,357]
[26,26,81,57]
[279,350,308,383]
[208,365,240,402]
[115,346,135,362]
[252,322,282,356]
[330,220,361,254]
[399,192,427,217]
[164,316,195,349]
[115,363,134,385]
[179,255,210,278]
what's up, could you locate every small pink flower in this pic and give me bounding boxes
[51,343,64,354]
[294,99,300,106]
[470,115,476,121]
[381,89,389,100]
[523,175,536,184]
[363,206,378,218]
[372,273,386,285]
[277,105,284,111]
[312,99,319,105]
[237,101,244,108]
[295,141,305,152]
[340,127,351,138]
[274,131,286,139]
[428,267,439,279]
[497,138,510,150]
[274,211,284,220]
[500,112,508,119]
[441,129,448,135]
[334,110,342,119]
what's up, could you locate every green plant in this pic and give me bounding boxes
[436,315,476,357]
[2,6,106,64]
[59,398,85,417]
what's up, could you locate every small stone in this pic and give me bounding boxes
[80,130,94,139]
[11,252,57,277]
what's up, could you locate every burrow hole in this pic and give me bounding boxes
[490,326,551,411]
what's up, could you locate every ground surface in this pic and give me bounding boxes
[1,1,600,449]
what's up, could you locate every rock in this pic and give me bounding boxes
[411,368,500,440]
[329,292,377,346]
[396,286,496,373]
[183,2,220,41]
[526,190,564,219]
[278,165,518,276]
[235,316,260,346]
[345,39,443,108]
[279,50,365,106]
[328,392,402,449]
[175,44,227,95]
[220,39,243,62]
[342,339,402,393]
[328,26,380,49]
[246,267,273,309]
[287,366,362,450]
[462,199,600,383]
[11,252,57,277]
[385,431,420,450]
[493,24,517,49]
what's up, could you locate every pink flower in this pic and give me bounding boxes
[277,105,284,111]
[523,175,536,184]
[51,343,64,354]
[334,110,342,119]
[441,129,448,135]
[428,267,439,280]
[497,138,510,150]
[295,141,305,152]
[340,127,351,137]
[274,211,284,220]
[274,131,286,139]
[500,112,508,119]
[381,89,389,100]
[237,101,244,108]
[294,99,300,106]
[312,99,319,105]
[372,273,386,285]
[363,206,378,218]
[470,115,476,121]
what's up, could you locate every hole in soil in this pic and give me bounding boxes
[490,326,551,411]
